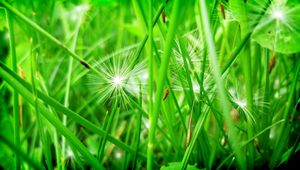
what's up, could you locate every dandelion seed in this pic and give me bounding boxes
[88,51,146,106]
[112,75,124,88]
[228,87,258,124]
[67,147,74,159]
[192,82,200,94]
[236,99,247,109]
[268,55,276,74]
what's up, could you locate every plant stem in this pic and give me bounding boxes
[0,61,151,163]
[6,10,20,170]
[198,0,246,169]
[0,1,101,76]
[240,31,255,170]
[147,0,182,169]
[270,59,300,168]
[148,0,153,130]
[30,38,53,170]
[98,99,119,161]
[132,84,143,169]
[0,134,45,170]
[0,63,104,170]
[62,13,82,166]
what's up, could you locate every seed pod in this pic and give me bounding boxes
[19,66,26,80]
[80,60,90,69]
[18,67,26,128]
[254,138,262,154]
[163,88,169,100]
[219,3,225,19]
[223,122,228,132]
[162,9,166,23]
[231,108,240,122]
[268,55,276,74]
[186,116,192,147]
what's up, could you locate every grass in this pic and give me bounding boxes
[0,0,300,169]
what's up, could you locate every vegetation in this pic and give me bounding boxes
[0,0,300,169]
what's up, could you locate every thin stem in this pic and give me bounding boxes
[148,0,153,129]
[0,1,101,76]
[6,10,20,170]
[0,62,104,169]
[0,134,45,170]
[62,13,82,166]
[147,0,182,169]
[0,61,151,163]
[30,38,53,170]
[198,0,246,169]
[98,99,119,161]
[132,83,143,169]
[270,59,300,168]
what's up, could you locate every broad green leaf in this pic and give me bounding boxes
[230,0,300,54]
[252,1,300,54]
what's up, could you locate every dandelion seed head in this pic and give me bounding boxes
[112,75,124,88]
[193,84,200,93]
[88,51,146,106]
[143,118,150,129]
[236,99,247,109]
[67,148,74,159]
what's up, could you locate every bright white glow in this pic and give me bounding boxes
[193,84,200,93]
[236,99,247,109]
[115,151,122,159]
[67,148,74,159]
[272,10,284,20]
[112,75,124,87]
[74,4,90,13]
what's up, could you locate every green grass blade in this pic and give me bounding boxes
[5,9,20,170]
[0,134,46,170]
[98,100,119,161]
[0,1,101,76]
[147,0,182,169]
[0,61,149,163]
[0,62,104,170]
[198,0,246,169]
[30,39,53,170]
[270,59,300,168]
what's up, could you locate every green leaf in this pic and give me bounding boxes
[160,162,200,170]
[252,2,300,54]
[0,8,6,31]
[230,0,300,54]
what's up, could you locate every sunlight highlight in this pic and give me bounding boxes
[112,75,124,87]
[272,10,284,20]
